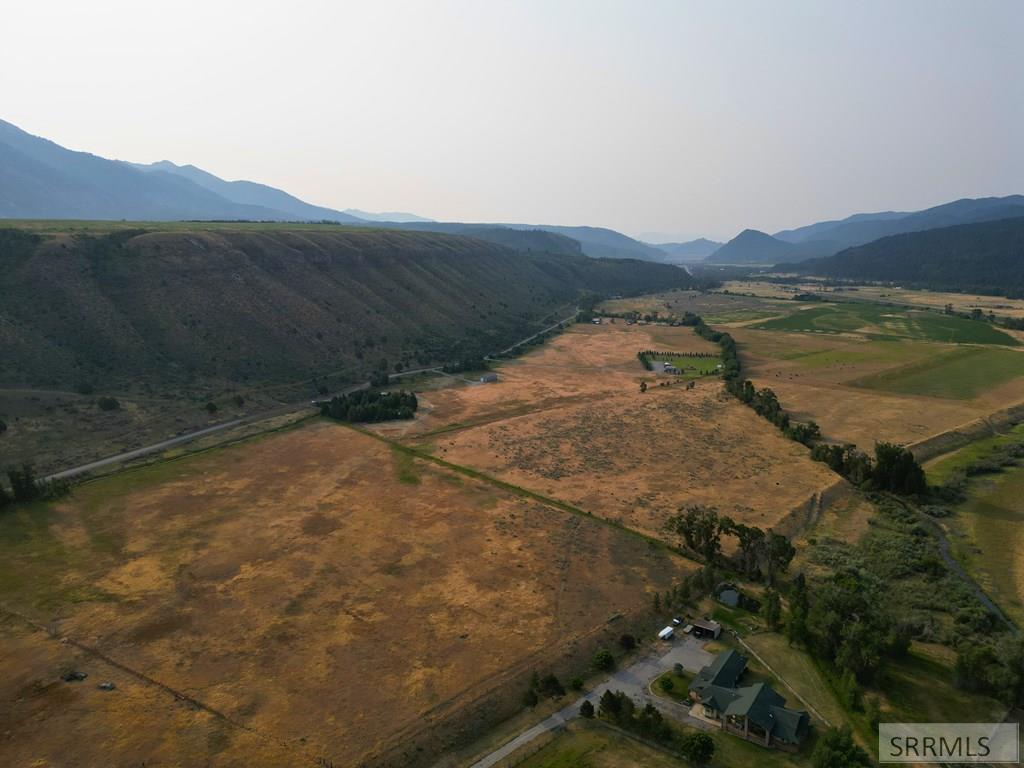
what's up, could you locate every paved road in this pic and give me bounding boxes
[44,364,441,482]
[467,637,712,768]
[44,310,579,483]
[496,311,578,357]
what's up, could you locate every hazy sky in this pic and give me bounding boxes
[3,1,1022,240]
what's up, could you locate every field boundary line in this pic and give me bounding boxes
[734,633,832,727]
[344,423,689,557]
[0,605,322,763]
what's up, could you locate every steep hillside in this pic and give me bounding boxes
[394,221,667,261]
[786,217,1024,296]
[524,225,668,261]
[705,229,833,264]
[773,196,1024,251]
[0,225,691,394]
[380,221,583,255]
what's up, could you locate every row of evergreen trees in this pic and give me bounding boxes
[682,310,926,493]
[811,441,926,495]
[0,464,70,510]
[320,390,418,423]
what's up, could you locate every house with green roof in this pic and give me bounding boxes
[688,650,810,751]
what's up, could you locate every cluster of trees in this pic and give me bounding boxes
[811,725,872,767]
[954,637,1024,707]
[679,312,825,443]
[522,670,566,706]
[810,441,926,495]
[733,381,790,431]
[592,690,715,764]
[320,390,418,423]
[664,506,795,582]
[652,565,720,615]
[0,464,69,510]
[787,570,911,687]
[441,357,489,374]
[640,349,717,361]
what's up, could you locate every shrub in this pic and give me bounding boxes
[679,732,715,766]
[579,699,595,718]
[204,402,218,414]
[570,676,584,691]
[592,648,615,672]
[97,396,120,411]
[537,673,565,698]
[619,633,637,651]
[658,676,674,692]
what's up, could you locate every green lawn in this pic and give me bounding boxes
[751,303,1018,346]
[851,346,1024,399]
[744,633,848,730]
[652,671,693,703]
[518,719,811,768]
[881,648,1007,724]
[925,422,1024,485]
[651,354,721,379]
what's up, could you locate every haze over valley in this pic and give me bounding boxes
[2,3,1024,768]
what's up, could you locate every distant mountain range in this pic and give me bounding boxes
[706,196,1024,265]
[781,217,1024,297]
[649,238,723,262]
[7,117,1020,274]
[0,118,676,263]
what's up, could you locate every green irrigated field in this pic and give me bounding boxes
[925,423,1024,485]
[751,302,1019,346]
[946,463,1024,626]
[851,346,1024,399]
[653,353,721,379]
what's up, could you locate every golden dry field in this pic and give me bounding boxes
[381,324,839,539]
[604,288,1024,453]
[0,421,693,768]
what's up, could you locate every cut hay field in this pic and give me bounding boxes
[851,346,1024,400]
[0,421,693,768]
[729,301,1024,449]
[725,280,1024,320]
[382,324,838,541]
[599,290,792,324]
[750,302,1019,345]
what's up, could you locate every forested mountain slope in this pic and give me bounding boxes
[786,217,1024,296]
[0,225,691,394]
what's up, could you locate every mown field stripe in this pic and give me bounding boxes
[344,422,689,558]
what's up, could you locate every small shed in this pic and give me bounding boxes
[691,619,722,640]
[480,372,499,384]
[658,626,675,641]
